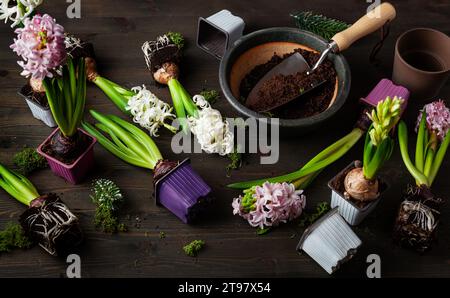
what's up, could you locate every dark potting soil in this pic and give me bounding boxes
[330,161,383,209]
[393,185,443,252]
[20,84,48,108]
[239,48,337,118]
[41,130,92,165]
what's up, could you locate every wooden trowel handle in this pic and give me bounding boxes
[332,2,396,52]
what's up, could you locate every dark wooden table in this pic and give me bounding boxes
[0,0,449,278]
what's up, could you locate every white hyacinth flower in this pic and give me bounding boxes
[188,95,234,156]
[126,85,175,137]
[0,0,42,27]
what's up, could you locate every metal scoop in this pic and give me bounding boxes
[245,2,397,113]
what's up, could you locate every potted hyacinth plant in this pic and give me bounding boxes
[393,100,450,252]
[328,96,403,226]
[141,33,234,156]
[0,163,82,256]
[10,14,96,184]
[228,79,409,233]
[10,14,65,127]
[10,13,95,128]
[81,110,213,224]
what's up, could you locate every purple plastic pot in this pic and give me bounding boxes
[360,78,410,111]
[37,128,97,184]
[154,159,213,224]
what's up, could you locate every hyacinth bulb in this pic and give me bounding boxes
[344,167,379,202]
[142,34,182,84]
[19,194,82,256]
[153,62,179,85]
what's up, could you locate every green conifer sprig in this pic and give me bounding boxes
[291,11,350,40]
[90,179,126,233]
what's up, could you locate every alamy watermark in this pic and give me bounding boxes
[171,117,280,165]
[66,254,81,278]
[366,254,381,278]
[66,0,81,19]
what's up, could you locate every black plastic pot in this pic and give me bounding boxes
[219,27,351,133]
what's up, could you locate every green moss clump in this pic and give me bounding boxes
[200,89,220,105]
[226,149,242,175]
[183,240,205,257]
[0,222,33,253]
[13,147,47,175]
[166,31,185,49]
[299,202,331,228]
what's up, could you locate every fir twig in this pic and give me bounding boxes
[291,11,350,40]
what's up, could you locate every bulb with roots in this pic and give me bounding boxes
[153,62,179,85]
[344,167,379,202]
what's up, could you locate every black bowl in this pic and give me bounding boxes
[219,27,351,133]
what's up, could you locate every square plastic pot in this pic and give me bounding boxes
[154,159,213,224]
[328,160,386,226]
[37,128,97,184]
[18,85,56,127]
[197,9,245,59]
[297,208,362,274]
[360,78,410,112]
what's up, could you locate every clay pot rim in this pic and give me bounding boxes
[219,27,351,129]
[395,27,450,75]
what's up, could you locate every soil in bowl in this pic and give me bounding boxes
[239,48,336,118]
[41,130,92,165]
[20,84,48,108]
[330,161,385,209]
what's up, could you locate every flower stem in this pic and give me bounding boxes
[0,164,40,206]
[93,76,130,114]
[415,112,427,172]
[227,127,364,189]
[398,121,429,186]
[428,130,450,186]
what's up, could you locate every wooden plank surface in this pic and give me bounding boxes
[0,0,449,278]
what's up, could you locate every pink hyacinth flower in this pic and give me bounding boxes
[232,182,306,230]
[416,100,450,141]
[10,14,66,80]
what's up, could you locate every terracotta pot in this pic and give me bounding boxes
[392,28,450,100]
[37,128,97,184]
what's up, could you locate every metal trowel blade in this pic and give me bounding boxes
[246,52,324,112]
